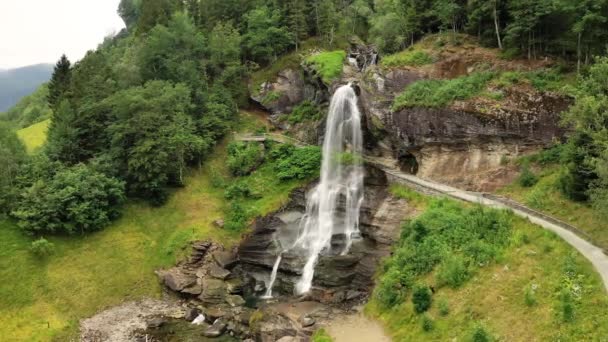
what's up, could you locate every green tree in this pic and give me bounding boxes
[286,0,309,51]
[315,0,339,46]
[136,0,179,34]
[562,57,608,216]
[118,0,142,29]
[0,123,27,213]
[106,81,203,202]
[243,6,292,64]
[45,100,81,165]
[12,163,125,234]
[47,55,72,111]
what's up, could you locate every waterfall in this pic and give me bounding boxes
[262,252,283,299]
[293,84,365,295]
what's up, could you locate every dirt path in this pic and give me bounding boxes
[325,312,390,342]
[367,157,608,294]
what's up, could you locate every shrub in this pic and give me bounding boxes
[224,180,259,200]
[273,146,322,181]
[224,201,256,232]
[518,163,538,187]
[436,255,470,288]
[524,284,537,307]
[382,50,433,68]
[288,101,321,124]
[421,315,434,332]
[13,164,125,235]
[305,51,346,84]
[227,142,265,176]
[438,298,450,316]
[374,268,414,308]
[392,72,495,110]
[312,328,334,342]
[412,284,432,313]
[469,324,494,342]
[30,238,55,258]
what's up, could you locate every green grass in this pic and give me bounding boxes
[381,49,433,68]
[367,196,608,341]
[0,111,300,342]
[17,119,50,153]
[392,72,495,110]
[249,38,321,96]
[498,165,608,251]
[305,50,346,84]
[312,328,334,342]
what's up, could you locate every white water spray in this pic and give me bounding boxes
[294,84,365,294]
[263,84,364,298]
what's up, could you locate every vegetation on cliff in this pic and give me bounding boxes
[369,188,608,340]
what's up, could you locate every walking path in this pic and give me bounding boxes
[235,134,608,293]
[367,157,608,293]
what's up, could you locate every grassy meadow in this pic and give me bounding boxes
[0,111,305,341]
[368,186,608,341]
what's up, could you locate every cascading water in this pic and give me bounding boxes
[264,84,365,297]
[294,83,364,294]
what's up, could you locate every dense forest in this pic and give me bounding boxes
[1,0,608,237]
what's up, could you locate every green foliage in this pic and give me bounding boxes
[312,328,334,342]
[438,298,450,316]
[305,51,346,84]
[224,180,259,200]
[227,142,265,177]
[421,314,434,332]
[374,200,512,308]
[29,238,55,258]
[412,284,432,313]
[382,50,433,68]
[0,123,27,214]
[469,323,494,342]
[518,162,539,187]
[436,254,470,288]
[47,55,71,112]
[393,72,495,110]
[287,101,321,124]
[524,284,537,307]
[271,145,322,181]
[224,201,256,232]
[12,163,125,235]
[261,91,282,105]
[243,6,292,64]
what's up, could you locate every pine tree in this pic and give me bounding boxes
[47,55,72,112]
[287,0,308,51]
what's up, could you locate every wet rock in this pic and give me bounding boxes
[203,306,230,321]
[346,290,364,301]
[147,317,167,329]
[299,315,315,328]
[204,319,227,338]
[238,309,253,325]
[255,313,298,342]
[159,269,196,292]
[185,308,200,322]
[226,278,244,294]
[213,251,238,269]
[200,279,226,305]
[209,264,231,280]
[226,294,246,307]
[181,283,202,295]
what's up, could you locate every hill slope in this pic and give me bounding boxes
[0,64,53,112]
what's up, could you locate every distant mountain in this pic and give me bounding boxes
[0,64,53,112]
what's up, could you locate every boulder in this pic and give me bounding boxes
[209,264,231,280]
[204,319,227,338]
[159,269,196,292]
[200,279,227,305]
[185,307,200,322]
[226,278,244,294]
[213,251,238,269]
[181,283,202,295]
[204,306,230,321]
[299,315,315,328]
[226,295,246,307]
[146,317,166,329]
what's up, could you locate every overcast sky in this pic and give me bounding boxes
[0,0,126,69]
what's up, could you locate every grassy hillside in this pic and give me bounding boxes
[0,111,306,341]
[16,119,50,153]
[368,186,608,341]
[498,164,608,251]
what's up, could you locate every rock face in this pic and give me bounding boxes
[356,61,570,191]
[238,164,412,302]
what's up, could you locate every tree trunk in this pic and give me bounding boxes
[577,31,582,74]
[493,1,503,50]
